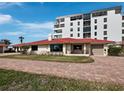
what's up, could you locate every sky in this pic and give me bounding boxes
[0,2,124,44]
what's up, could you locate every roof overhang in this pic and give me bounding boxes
[0,44,7,47]
[13,38,113,47]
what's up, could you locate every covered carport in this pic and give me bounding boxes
[91,44,104,56]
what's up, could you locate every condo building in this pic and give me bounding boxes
[14,6,124,56]
[53,6,124,42]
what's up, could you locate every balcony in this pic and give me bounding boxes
[83,27,91,32]
[54,34,62,39]
[54,24,65,28]
[83,33,91,38]
[83,21,91,27]
[54,24,59,28]
[83,13,91,20]
[54,29,62,33]
[70,15,83,21]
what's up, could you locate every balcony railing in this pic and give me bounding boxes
[54,24,65,28]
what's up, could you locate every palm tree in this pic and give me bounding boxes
[19,36,24,44]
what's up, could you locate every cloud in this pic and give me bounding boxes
[0,13,54,31]
[0,32,25,36]
[0,3,23,9]
[27,34,47,38]
[18,21,54,30]
[0,13,53,41]
[0,14,13,24]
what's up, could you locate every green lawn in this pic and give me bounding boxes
[0,69,123,91]
[0,54,94,63]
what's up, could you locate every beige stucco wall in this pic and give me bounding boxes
[27,45,50,55]
[0,47,3,53]
[91,44,109,56]
[0,46,8,53]
[66,44,71,54]
[27,46,31,54]
[26,43,108,56]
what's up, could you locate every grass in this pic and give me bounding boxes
[0,54,94,63]
[0,69,123,91]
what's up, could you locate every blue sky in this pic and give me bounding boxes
[0,2,124,44]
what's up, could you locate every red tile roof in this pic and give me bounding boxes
[13,38,113,47]
[0,44,7,47]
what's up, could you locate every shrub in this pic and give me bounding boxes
[21,46,30,54]
[108,45,122,56]
[119,48,124,56]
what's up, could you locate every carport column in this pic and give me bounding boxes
[104,44,108,56]
[66,44,71,54]
[63,44,66,55]
[18,47,20,51]
[89,44,91,55]
[84,44,87,54]
[15,47,18,52]
[48,45,50,52]
[2,47,4,53]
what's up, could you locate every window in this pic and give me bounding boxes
[50,44,63,52]
[60,24,64,27]
[122,16,124,20]
[70,34,73,37]
[60,18,64,22]
[83,21,90,26]
[104,18,107,22]
[77,27,80,31]
[54,35,62,39]
[122,36,124,41]
[70,16,76,21]
[70,22,73,26]
[115,9,121,14]
[31,45,38,51]
[70,15,83,21]
[94,32,97,36]
[83,33,91,38]
[122,29,124,34]
[104,37,107,40]
[56,19,59,23]
[54,29,62,33]
[92,11,107,17]
[70,28,73,32]
[78,22,80,25]
[104,24,107,29]
[83,13,90,20]
[94,19,97,24]
[77,33,80,37]
[95,25,97,30]
[54,24,59,28]
[104,31,107,35]
[122,23,124,27]
[83,27,91,32]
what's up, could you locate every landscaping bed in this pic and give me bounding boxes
[0,69,123,91]
[0,55,94,63]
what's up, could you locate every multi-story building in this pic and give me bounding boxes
[13,6,124,56]
[52,6,124,42]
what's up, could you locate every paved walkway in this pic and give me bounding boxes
[0,56,124,84]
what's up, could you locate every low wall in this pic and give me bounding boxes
[0,53,21,56]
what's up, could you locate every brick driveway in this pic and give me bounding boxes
[0,56,124,84]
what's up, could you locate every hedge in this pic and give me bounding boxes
[108,46,122,56]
